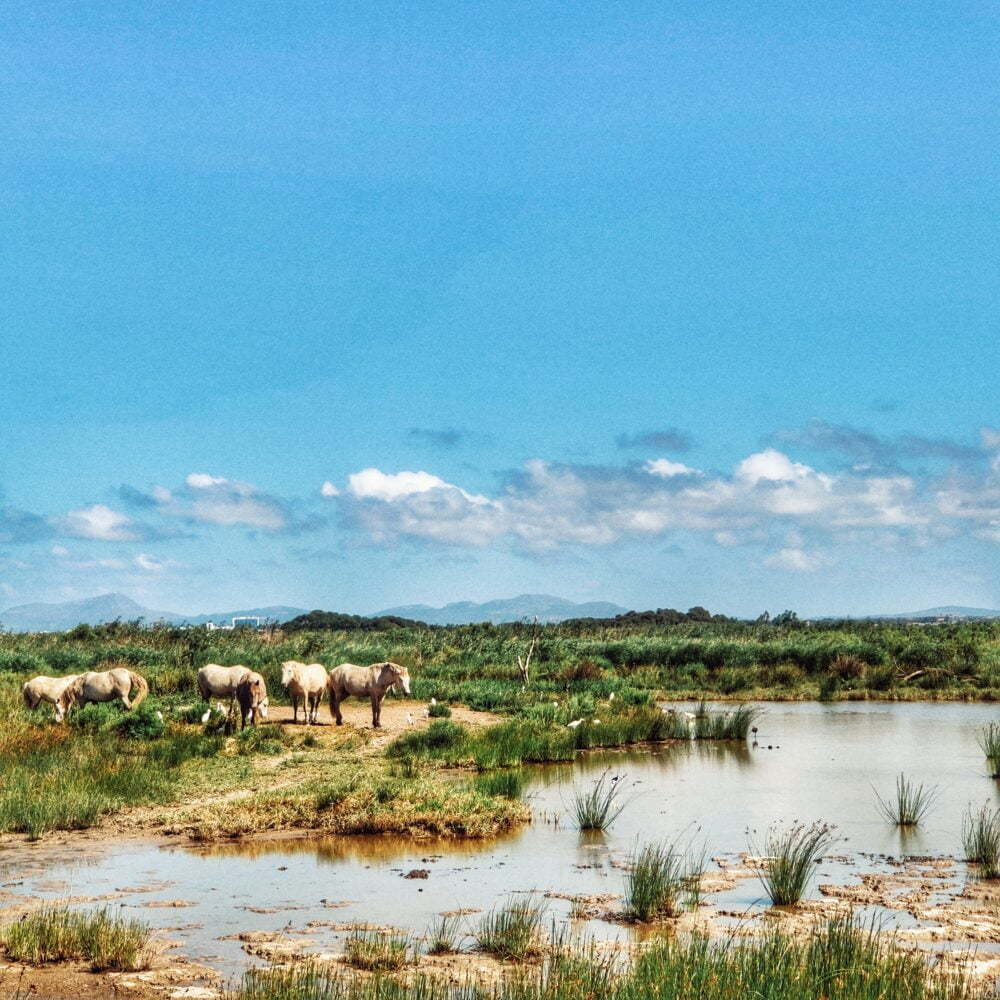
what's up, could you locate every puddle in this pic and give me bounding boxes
[2,700,998,978]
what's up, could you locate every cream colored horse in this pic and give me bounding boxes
[61,668,148,717]
[327,661,411,729]
[197,664,250,704]
[280,661,327,725]
[22,674,81,722]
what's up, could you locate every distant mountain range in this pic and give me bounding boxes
[0,593,307,632]
[373,594,628,625]
[870,606,1000,620]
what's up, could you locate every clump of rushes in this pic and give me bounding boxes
[428,702,452,718]
[624,838,704,921]
[425,914,462,955]
[473,769,526,799]
[978,723,1000,777]
[572,769,628,831]
[694,704,761,740]
[343,928,411,971]
[963,805,1000,878]
[750,821,836,905]
[475,896,546,960]
[1,906,152,971]
[874,774,938,826]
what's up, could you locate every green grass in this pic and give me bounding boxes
[623,838,703,921]
[425,914,462,955]
[873,774,938,826]
[693,703,761,740]
[475,896,547,960]
[427,702,452,718]
[473,769,527,799]
[572,769,627,831]
[343,929,411,971]
[224,916,977,1000]
[0,905,152,971]
[750,821,836,905]
[962,804,1000,878]
[978,722,1000,777]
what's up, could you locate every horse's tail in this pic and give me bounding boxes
[21,682,37,709]
[127,670,149,709]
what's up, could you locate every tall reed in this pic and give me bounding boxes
[978,723,1000,777]
[624,837,703,921]
[962,804,1000,878]
[750,821,836,905]
[572,770,628,831]
[475,896,546,960]
[873,774,938,826]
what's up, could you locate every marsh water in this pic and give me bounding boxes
[5,701,1000,977]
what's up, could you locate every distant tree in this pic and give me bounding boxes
[686,606,712,622]
[772,609,800,626]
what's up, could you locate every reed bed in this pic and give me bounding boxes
[750,821,836,905]
[425,915,462,955]
[473,769,527,799]
[343,929,411,971]
[624,837,703,920]
[962,804,1000,878]
[873,774,938,826]
[978,723,1000,777]
[475,896,547,960]
[224,916,977,1000]
[572,769,628,831]
[0,905,152,971]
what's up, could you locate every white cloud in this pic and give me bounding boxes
[736,449,815,483]
[320,481,340,498]
[186,473,229,490]
[348,468,456,501]
[63,504,138,541]
[135,553,169,572]
[645,459,701,478]
[765,547,827,572]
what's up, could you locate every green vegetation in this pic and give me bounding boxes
[427,702,451,718]
[978,722,1000,777]
[343,929,411,971]
[225,917,976,1000]
[572,769,627,831]
[962,804,1000,878]
[473,769,527,799]
[873,774,938,826]
[475,896,547,960]
[750,821,836,905]
[0,905,152,971]
[624,838,703,921]
[425,914,462,955]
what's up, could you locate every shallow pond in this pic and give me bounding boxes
[4,701,1000,978]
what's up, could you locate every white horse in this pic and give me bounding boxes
[235,671,269,729]
[280,661,328,725]
[197,664,250,706]
[61,668,149,717]
[327,661,411,729]
[22,674,81,722]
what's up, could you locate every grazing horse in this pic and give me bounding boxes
[235,671,269,729]
[22,674,81,722]
[197,664,251,707]
[280,661,328,725]
[327,661,411,729]
[60,667,149,718]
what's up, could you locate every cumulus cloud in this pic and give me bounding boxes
[330,448,973,563]
[616,428,693,452]
[123,474,323,535]
[320,481,340,498]
[62,504,141,541]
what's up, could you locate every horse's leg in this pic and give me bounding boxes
[120,685,133,710]
[371,691,381,729]
[330,688,343,726]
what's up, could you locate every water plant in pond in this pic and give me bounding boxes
[343,928,411,971]
[962,804,1000,878]
[572,769,628,831]
[978,723,1000,777]
[624,837,704,921]
[475,896,546,960]
[0,905,152,971]
[425,914,462,955]
[693,703,761,740]
[473,768,526,799]
[750,820,836,905]
[873,773,938,826]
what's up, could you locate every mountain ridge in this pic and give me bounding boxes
[373,593,628,625]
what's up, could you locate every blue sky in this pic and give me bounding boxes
[1,1,998,617]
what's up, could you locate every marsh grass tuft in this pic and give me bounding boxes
[427,702,451,718]
[476,896,546,960]
[962,804,1000,879]
[624,837,703,921]
[473,769,526,799]
[750,821,836,905]
[425,914,462,955]
[572,769,628,831]
[343,928,411,971]
[873,774,938,826]
[979,723,1000,777]
[1,905,152,971]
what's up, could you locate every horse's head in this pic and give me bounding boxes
[252,674,269,719]
[380,661,411,696]
[280,661,297,687]
[56,676,84,721]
